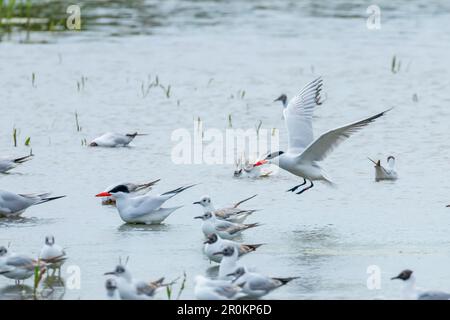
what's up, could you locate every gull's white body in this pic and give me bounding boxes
[398,275,450,300]
[105,265,166,300]
[267,78,391,189]
[0,190,63,218]
[194,275,243,300]
[372,157,398,181]
[218,248,240,280]
[90,132,139,147]
[39,243,66,268]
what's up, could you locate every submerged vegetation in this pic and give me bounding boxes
[0,0,67,40]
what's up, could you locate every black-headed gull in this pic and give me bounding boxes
[194,275,244,300]
[100,179,160,205]
[104,264,173,300]
[274,94,288,109]
[204,233,263,263]
[0,154,34,173]
[368,156,398,181]
[39,235,67,271]
[89,132,147,147]
[193,194,258,224]
[194,212,260,240]
[0,190,66,218]
[391,269,450,300]
[96,184,196,224]
[0,247,46,284]
[214,246,241,280]
[228,266,298,299]
[255,77,392,194]
[105,278,119,300]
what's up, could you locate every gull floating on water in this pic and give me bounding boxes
[104,264,173,300]
[255,77,392,194]
[215,246,241,280]
[368,156,398,181]
[228,266,298,299]
[0,246,46,284]
[96,184,196,224]
[194,212,260,240]
[391,269,450,300]
[100,179,160,205]
[203,233,263,263]
[39,235,67,272]
[194,275,244,300]
[0,154,34,173]
[193,194,258,224]
[89,132,147,147]
[0,190,66,218]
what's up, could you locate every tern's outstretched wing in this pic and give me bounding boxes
[284,77,323,154]
[298,109,392,163]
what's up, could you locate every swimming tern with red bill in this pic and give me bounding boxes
[96,184,196,224]
[254,77,392,194]
[100,179,160,205]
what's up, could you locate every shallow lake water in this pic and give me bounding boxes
[1,0,450,299]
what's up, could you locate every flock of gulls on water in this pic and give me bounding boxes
[2,76,448,300]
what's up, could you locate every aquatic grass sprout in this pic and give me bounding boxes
[12,127,17,146]
[74,111,81,132]
[391,55,401,74]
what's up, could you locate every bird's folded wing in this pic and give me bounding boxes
[285,77,323,154]
[299,109,391,162]
[6,255,35,269]
[136,281,156,296]
[247,276,273,291]
[214,285,239,298]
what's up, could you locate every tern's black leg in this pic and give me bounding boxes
[296,180,314,195]
[287,178,307,192]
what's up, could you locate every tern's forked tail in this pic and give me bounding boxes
[13,154,34,164]
[273,276,299,285]
[35,195,67,205]
[161,184,198,197]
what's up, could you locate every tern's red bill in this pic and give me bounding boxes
[253,160,267,167]
[95,192,112,197]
